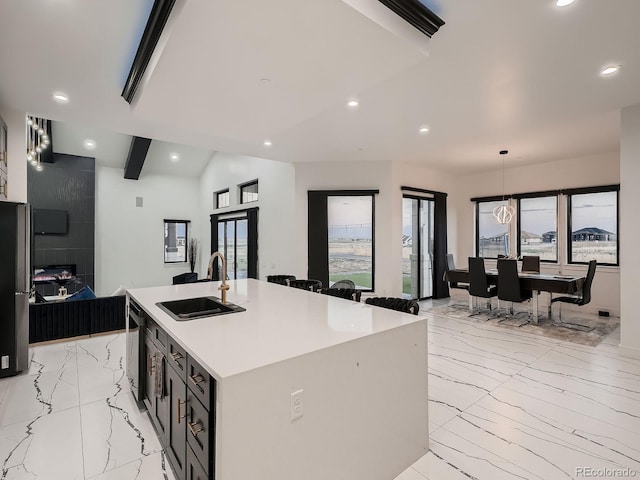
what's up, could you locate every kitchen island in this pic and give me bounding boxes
[127,279,428,480]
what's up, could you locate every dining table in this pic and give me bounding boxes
[444,268,586,324]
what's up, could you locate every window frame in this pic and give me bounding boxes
[308,189,378,292]
[215,189,230,209]
[566,186,619,266]
[163,219,189,264]
[516,194,558,263]
[239,180,259,204]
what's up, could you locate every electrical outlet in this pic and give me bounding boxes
[290,389,304,421]
[1,355,9,369]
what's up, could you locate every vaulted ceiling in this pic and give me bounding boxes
[1,0,639,176]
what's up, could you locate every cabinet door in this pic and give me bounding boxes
[143,334,169,444]
[143,334,156,413]
[186,444,209,480]
[166,364,187,480]
[186,391,212,475]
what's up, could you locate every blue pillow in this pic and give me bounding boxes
[66,285,97,301]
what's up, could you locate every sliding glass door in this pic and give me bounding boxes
[402,196,434,299]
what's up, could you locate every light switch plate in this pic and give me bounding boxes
[290,389,304,421]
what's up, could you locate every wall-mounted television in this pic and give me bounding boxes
[33,208,68,234]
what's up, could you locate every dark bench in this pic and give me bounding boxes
[29,295,126,344]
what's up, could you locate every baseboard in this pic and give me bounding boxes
[618,344,640,359]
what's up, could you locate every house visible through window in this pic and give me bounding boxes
[518,196,557,262]
[240,180,258,204]
[216,189,229,209]
[568,190,618,265]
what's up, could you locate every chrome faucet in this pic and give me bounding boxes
[207,251,230,304]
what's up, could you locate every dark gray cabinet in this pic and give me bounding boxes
[166,362,187,479]
[141,315,215,479]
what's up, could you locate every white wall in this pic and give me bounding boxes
[198,152,296,278]
[454,152,621,315]
[620,104,640,356]
[0,105,27,203]
[95,166,201,296]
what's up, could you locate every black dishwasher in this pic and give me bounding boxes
[126,299,146,408]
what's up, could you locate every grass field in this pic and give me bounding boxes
[330,272,372,289]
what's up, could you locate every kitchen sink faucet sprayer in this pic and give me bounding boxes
[207,251,229,304]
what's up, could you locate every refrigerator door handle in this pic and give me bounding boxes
[14,292,29,372]
[16,204,30,293]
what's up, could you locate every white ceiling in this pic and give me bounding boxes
[1,0,639,176]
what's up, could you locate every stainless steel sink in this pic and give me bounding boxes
[156,296,245,321]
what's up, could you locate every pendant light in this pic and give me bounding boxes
[492,150,514,224]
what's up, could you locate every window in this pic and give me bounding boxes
[327,195,374,289]
[164,219,189,263]
[240,180,258,204]
[568,189,618,265]
[215,189,229,209]
[518,196,557,262]
[476,200,509,258]
[308,190,378,291]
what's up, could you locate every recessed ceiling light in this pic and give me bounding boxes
[600,65,621,76]
[263,140,272,147]
[555,0,575,7]
[347,99,359,108]
[259,78,271,84]
[170,153,180,162]
[52,92,69,103]
[419,126,430,134]
[83,139,96,150]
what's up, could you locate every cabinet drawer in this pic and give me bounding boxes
[186,444,209,480]
[187,356,211,407]
[147,318,168,351]
[167,337,187,379]
[186,392,212,475]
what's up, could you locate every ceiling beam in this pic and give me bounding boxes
[121,0,176,104]
[124,136,152,180]
[378,0,445,38]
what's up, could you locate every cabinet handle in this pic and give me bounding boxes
[177,399,186,423]
[170,352,183,362]
[147,354,155,375]
[189,373,205,386]
[188,420,204,437]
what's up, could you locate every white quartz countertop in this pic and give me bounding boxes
[127,279,425,380]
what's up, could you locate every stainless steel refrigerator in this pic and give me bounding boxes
[0,201,30,378]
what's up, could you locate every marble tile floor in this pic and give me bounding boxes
[0,302,638,480]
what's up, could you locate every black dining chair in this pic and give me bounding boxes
[468,257,497,314]
[267,275,296,286]
[330,279,356,289]
[445,253,470,293]
[289,279,323,292]
[521,256,540,273]
[320,287,362,302]
[497,258,533,320]
[550,260,597,321]
[365,297,419,315]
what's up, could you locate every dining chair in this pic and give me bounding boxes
[289,279,323,292]
[549,260,597,322]
[468,257,497,314]
[331,279,356,289]
[445,253,470,292]
[320,287,362,302]
[365,297,419,315]
[267,275,296,286]
[497,258,533,321]
[521,255,540,273]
